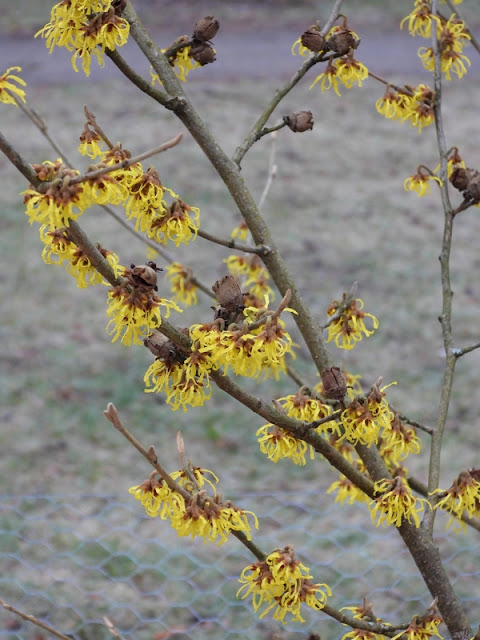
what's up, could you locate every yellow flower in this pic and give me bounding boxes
[401,2,439,38]
[129,473,185,519]
[238,546,331,624]
[291,37,311,57]
[431,469,480,530]
[36,2,129,77]
[0,66,26,105]
[310,57,342,95]
[403,84,435,132]
[376,87,416,121]
[165,263,198,307]
[66,244,121,288]
[131,468,257,545]
[327,469,370,505]
[404,168,442,197]
[151,46,201,84]
[23,167,89,228]
[335,55,369,89]
[173,492,258,545]
[256,423,315,465]
[148,198,200,247]
[326,296,378,350]
[40,225,75,266]
[124,166,173,230]
[418,46,470,80]
[391,603,443,640]
[370,476,430,528]
[230,220,249,241]
[380,412,421,465]
[144,341,217,412]
[106,265,181,346]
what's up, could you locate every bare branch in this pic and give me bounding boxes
[0,598,72,640]
[196,227,271,255]
[452,341,480,358]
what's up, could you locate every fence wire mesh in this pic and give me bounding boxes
[1,492,479,640]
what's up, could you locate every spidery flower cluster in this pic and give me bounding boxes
[129,467,258,545]
[36,0,130,77]
[237,545,331,623]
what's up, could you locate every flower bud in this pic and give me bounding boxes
[327,29,356,55]
[321,367,347,400]
[190,42,216,66]
[284,110,314,133]
[193,16,219,42]
[301,27,325,52]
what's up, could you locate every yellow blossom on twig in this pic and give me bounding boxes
[0,66,26,105]
[326,296,378,350]
[370,476,430,528]
[238,545,331,623]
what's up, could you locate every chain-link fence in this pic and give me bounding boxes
[1,492,479,640]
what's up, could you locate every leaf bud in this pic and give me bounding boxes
[284,110,314,133]
[301,26,325,52]
[190,42,216,66]
[193,16,219,42]
[321,367,347,400]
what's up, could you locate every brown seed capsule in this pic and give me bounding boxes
[321,367,347,400]
[130,261,163,290]
[327,29,356,55]
[190,41,216,65]
[466,172,480,201]
[212,275,243,312]
[193,16,219,42]
[112,0,126,15]
[449,167,473,192]
[301,27,325,53]
[284,110,314,133]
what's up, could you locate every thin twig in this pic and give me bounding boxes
[426,0,458,532]
[84,104,115,149]
[103,616,128,640]
[397,413,434,436]
[255,121,287,143]
[196,227,271,255]
[72,135,183,185]
[232,0,345,165]
[258,131,278,211]
[0,598,72,640]
[103,403,192,499]
[451,341,480,358]
[285,364,311,388]
[13,96,75,166]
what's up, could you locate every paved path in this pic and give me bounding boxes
[2,29,479,86]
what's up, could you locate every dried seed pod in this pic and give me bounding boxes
[301,27,325,52]
[449,167,475,192]
[327,29,356,55]
[284,110,314,133]
[130,261,163,290]
[321,367,347,400]
[190,41,216,65]
[212,275,243,312]
[193,16,219,42]
[112,0,126,15]
[466,173,480,201]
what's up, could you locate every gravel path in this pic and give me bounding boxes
[2,28,479,87]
